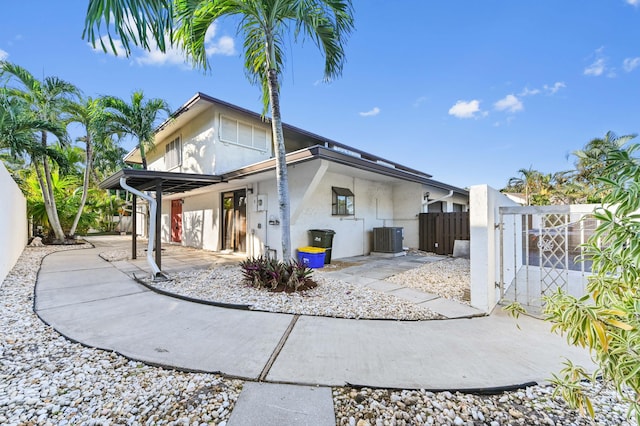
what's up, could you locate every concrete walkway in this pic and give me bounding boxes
[316,255,484,319]
[33,236,594,424]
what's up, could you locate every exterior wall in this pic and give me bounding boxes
[159,192,222,251]
[0,162,28,284]
[286,166,387,259]
[147,105,273,175]
[391,183,422,249]
[421,187,469,213]
[154,162,469,263]
[469,184,520,313]
[183,191,221,251]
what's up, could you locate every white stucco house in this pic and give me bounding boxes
[101,93,469,262]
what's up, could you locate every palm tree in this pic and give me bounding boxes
[101,91,170,170]
[573,131,637,202]
[1,62,79,242]
[84,0,355,260]
[66,97,118,237]
[506,167,541,205]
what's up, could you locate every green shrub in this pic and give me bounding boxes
[543,140,640,422]
[240,256,316,292]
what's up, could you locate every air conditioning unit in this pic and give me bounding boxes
[373,227,404,253]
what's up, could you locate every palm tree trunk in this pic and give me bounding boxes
[140,144,148,169]
[70,139,92,237]
[34,159,65,242]
[40,132,66,242]
[267,68,291,260]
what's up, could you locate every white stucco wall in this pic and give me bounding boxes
[469,184,519,313]
[391,183,422,249]
[148,105,273,175]
[0,162,28,284]
[182,192,220,251]
[285,164,385,259]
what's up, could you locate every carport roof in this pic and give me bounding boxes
[99,168,222,194]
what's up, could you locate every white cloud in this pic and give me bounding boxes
[413,96,427,108]
[204,24,235,56]
[89,22,234,67]
[519,87,540,96]
[623,57,640,72]
[359,107,380,117]
[543,81,566,94]
[626,0,639,6]
[448,100,482,119]
[135,41,187,66]
[207,36,235,56]
[584,47,609,77]
[494,94,523,113]
[89,35,127,57]
[584,57,606,76]
[0,48,8,61]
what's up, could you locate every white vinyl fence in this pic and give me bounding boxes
[469,184,598,315]
[0,162,28,285]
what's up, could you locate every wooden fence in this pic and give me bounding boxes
[418,212,470,255]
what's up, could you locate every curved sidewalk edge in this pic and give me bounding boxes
[33,246,595,391]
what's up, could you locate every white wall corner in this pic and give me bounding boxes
[470,184,492,312]
[0,162,28,284]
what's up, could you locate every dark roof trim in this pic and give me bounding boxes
[222,145,468,196]
[99,168,222,194]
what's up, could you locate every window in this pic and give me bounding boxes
[332,187,354,215]
[219,115,268,151]
[165,136,181,169]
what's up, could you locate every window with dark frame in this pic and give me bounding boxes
[332,187,354,215]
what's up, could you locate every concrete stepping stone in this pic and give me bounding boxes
[418,297,485,318]
[227,382,334,426]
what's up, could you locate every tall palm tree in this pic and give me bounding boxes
[0,64,78,242]
[84,0,354,260]
[101,91,170,170]
[66,97,118,237]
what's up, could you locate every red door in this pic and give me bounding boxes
[171,200,182,243]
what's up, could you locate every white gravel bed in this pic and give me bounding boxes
[0,245,242,426]
[7,244,634,425]
[333,383,634,426]
[149,266,442,320]
[387,258,471,304]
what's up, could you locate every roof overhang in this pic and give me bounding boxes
[99,168,222,194]
[223,145,467,196]
[103,145,467,197]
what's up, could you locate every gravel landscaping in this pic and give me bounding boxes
[386,257,471,304]
[1,244,635,425]
[148,265,442,320]
[0,245,242,426]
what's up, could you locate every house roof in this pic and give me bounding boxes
[124,92,432,180]
[113,93,467,196]
[102,145,468,197]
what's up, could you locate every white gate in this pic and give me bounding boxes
[498,205,598,316]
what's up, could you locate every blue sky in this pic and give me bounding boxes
[2,1,639,189]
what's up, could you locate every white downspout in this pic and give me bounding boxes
[423,190,454,211]
[120,176,163,279]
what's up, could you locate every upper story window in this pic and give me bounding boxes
[220,115,269,151]
[165,136,182,170]
[332,187,354,216]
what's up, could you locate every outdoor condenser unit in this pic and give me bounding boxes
[373,227,404,253]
